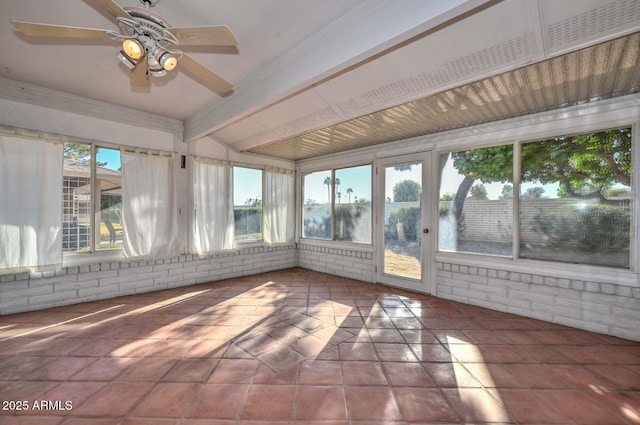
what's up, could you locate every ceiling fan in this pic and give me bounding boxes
[11,0,237,95]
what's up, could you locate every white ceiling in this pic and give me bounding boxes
[0,0,367,119]
[1,0,639,160]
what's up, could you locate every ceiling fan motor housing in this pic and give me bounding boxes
[119,7,178,76]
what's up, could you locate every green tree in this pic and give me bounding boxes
[64,142,107,166]
[346,187,353,203]
[64,143,92,161]
[440,193,455,201]
[448,145,513,221]
[322,176,341,204]
[522,187,545,199]
[323,176,331,203]
[500,184,513,200]
[469,184,488,200]
[521,128,631,201]
[446,127,631,220]
[393,180,421,202]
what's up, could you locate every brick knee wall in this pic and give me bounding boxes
[435,261,640,341]
[0,245,296,314]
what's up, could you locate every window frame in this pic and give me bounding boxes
[232,165,265,244]
[95,145,124,253]
[62,140,125,265]
[435,122,637,276]
[301,168,333,241]
[300,162,373,245]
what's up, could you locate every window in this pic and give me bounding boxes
[63,142,123,254]
[96,147,123,251]
[335,165,372,243]
[302,170,332,240]
[302,164,372,243]
[233,167,262,241]
[439,146,513,256]
[519,128,631,268]
[438,127,632,269]
[63,142,92,253]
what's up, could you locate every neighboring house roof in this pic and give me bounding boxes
[64,158,121,178]
[64,158,121,194]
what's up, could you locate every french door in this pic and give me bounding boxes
[376,152,432,293]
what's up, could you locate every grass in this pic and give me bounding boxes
[384,248,421,279]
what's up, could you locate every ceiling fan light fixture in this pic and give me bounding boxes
[158,52,177,71]
[150,69,167,77]
[122,38,144,60]
[116,51,136,69]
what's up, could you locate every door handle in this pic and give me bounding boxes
[423,228,429,234]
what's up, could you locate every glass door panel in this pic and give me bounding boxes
[383,164,422,279]
[376,152,431,293]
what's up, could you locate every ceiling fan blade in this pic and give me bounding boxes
[168,25,238,46]
[11,21,112,40]
[84,0,131,20]
[179,54,233,95]
[131,59,150,88]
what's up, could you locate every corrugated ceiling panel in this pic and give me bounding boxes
[249,33,640,160]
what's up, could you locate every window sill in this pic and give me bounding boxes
[434,251,639,287]
[299,238,374,253]
[234,240,264,249]
[62,250,123,267]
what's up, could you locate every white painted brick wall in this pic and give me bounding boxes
[0,245,296,314]
[297,243,374,282]
[4,242,637,342]
[436,261,640,341]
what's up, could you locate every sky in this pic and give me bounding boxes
[234,167,263,206]
[304,165,372,204]
[385,164,422,200]
[96,147,121,171]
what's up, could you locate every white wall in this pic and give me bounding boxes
[0,79,181,151]
[0,81,298,315]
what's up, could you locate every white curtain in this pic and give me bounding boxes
[0,135,63,269]
[193,158,235,253]
[120,150,179,259]
[263,168,295,244]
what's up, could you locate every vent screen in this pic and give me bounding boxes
[545,0,640,53]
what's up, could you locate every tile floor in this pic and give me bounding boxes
[0,267,639,424]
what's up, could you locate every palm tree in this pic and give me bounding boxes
[346,187,353,203]
[323,176,331,203]
[337,191,342,204]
